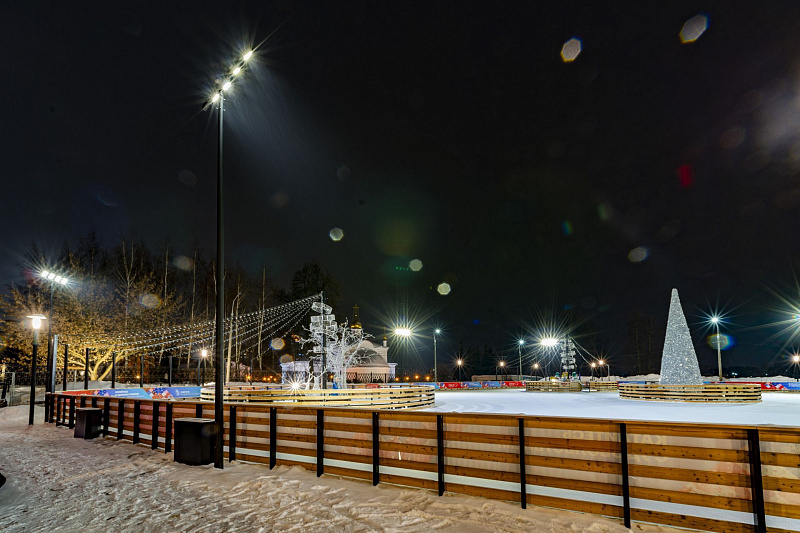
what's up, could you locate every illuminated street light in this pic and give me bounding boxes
[433,328,441,382]
[202,47,256,470]
[395,327,412,337]
[709,315,724,381]
[27,315,46,425]
[540,338,559,347]
[39,268,69,399]
[517,339,525,380]
[199,348,209,386]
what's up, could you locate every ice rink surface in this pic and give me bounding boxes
[422,389,800,427]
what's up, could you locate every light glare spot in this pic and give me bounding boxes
[329,227,344,241]
[173,255,194,271]
[140,293,160,309]
[271,338,285,350]
[222,81,232,91]
[437,282,451,295]
[561,37,582,62]
[628,247,649,263]
[409,259,423,271]
[212,93,220,103]
[680,14,708,43]
[243,50,253,61]
[233,66,241,75]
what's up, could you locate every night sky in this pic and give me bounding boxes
[5,1,800,373]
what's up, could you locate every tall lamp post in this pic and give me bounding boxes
[456,358,463,381]
[793,354,800,382]
[28,315,46,425]
[204,48,255,469]
[433,329,441,382]
[201,349,208,386]
[533,362,540,379]
[598,359,606,380]
[711,316,723,381]
[590,361,597,381]
[517,339,525,380]
[40,270,68,395]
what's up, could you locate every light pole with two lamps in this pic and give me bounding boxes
[204,47,255,469]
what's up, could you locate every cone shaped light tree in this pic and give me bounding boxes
[659,289,703,385]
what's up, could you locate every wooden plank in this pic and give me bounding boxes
[440,415,519,428]
[765,501,800,520]
[629,486,752,513]
[626,423,747,441]
[325,450,372,466]
[628,442,749,463]
[447,482,521,504]
[760,452,800,468]
[526,454,621,474]
[323,436,372,450]
[379,473,438,491]
[758,429,800,444]
[323,421,372,434]
[525,435,621,453]
[629,464,750,488]
[526,493,624,518]
[762,475,800,494]
[380,456,438,473]
[323,465,372,482]
[381,425,438,440]
[380,441,437,456]
[631,509,755,533]
[444,447,517,464]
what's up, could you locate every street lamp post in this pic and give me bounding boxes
[598,359,606,380]
[590,361,596,381]
[28,315,46,425]
[793,354,800,382]
[204,48,255,470]
[456,358,463,381]
[711,317,722,381]
[533,362,540,379]
[433,329,441,382]
[40,270,68,396]
[518,339,525,381]
[201,349,208,386]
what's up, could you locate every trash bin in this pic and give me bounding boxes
[173,418,217,465]
[74,407,103,439]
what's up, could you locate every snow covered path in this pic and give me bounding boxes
[0,406,675,533]
[424,390,800,426]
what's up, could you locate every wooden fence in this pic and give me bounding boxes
[619,383,762,403]
[47,392,800,533]
[200,384,435,408]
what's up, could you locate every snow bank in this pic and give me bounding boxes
[0,405,678,532]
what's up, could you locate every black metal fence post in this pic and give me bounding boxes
[80,396,86,408]
[747,428,767,533]
[111,352,116,389]
[165,403,173,453]
[436,414,445,496]
[196,403,203,418]
[372,411,380,486]
[84,348,90,389]
[229,405,237,462]
[152,402,160,450]
[518,418,527,509]
[619,423,631,529]
[316,409,325,477]
[62,344,68,392]
[55,395,61,427]
[133,401,141,444]
[269,407,277,469]
[117,400,125,440]
[102,397,110,436]
[68,396,76,429]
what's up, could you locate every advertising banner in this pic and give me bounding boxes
[440,382,464,389]
[481,381,501,388]
[145,387,203,399]
[503,381,524,388]
[95,388,152,399]
[464,382,482,389]
[732,381,800,391]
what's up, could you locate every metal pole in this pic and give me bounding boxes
[518,345,522,381]
[214,92,225,469]
[46,284,54,393]
[197,353,201,386]
[433,333,438,382]
[716,322,722,381]
[139,353,144,388]
[321,292,327,390]
[62,342,67,392]
[111,352,116,389]
[203,357,206,387]
[168,354,173,386]
[84,348,89,389]
[29,328,39,425]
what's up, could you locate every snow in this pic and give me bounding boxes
[423,390,800,427]
[0,405,679,532]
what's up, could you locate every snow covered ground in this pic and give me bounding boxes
[424,389,800,427]
[0,405,679,533]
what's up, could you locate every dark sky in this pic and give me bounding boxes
[4,1,800,372]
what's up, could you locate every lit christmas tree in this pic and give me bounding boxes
[659,288,703,385]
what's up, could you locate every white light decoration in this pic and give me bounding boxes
[659,289,703,385]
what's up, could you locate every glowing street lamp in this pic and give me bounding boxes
[203,47,256,470]
[792,354,800,381]
[598,359,607,380]
[39,269,69,397]
[710,316,724,381]
[395,327,412,337]
[433,328,441,382]
[540,338,559,347]
[517,339,525,380]
[27,315,46,425]
[456,358,463,381]
[199,348,208,386]
[590,361,597,381]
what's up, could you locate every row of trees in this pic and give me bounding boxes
[0,232,341,380]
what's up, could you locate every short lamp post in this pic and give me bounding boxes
[28,315,46,425]
[200,349,208,386]
[793,354,800,382]
[517,339,525,381]
[711,316,723,381]
[498,361,506,381]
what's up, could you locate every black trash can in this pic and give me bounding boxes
[174,418,217,465]
[74,407,103,439]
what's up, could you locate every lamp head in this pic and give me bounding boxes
[710,316,719,324]
[793,354,800,363]
[456,359,463,366]
[598,359,605,365]
[518,339,525,345]
[541,338,559,347]
[434,328,441,335]
[394,327,411,337]
[28,315,46,330]
[499,361,505,367]
[201,349,208,357]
